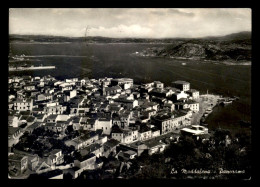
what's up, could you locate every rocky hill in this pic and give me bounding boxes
[138,32,251,62]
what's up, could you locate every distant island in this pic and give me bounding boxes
[135,32,251,63]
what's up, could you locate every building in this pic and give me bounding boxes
[103,139,120,158]
[151,111,191,135]
[138,126,152,141]
[111,78,133,88]
[111,127,138,144]
[37,93,53,102]
[23,84,35,91]
[79,143,104,158]
[8,154,28,176]
[172,80,190,91]
[113,98,138,110]
[118,150,137,160]
[96,118,112,135]
[25,122,43,134]
[163,103,175,112]
[143,139,167,155]
[8,76,209,177]
[187,101,199,112]
[8,127,22,139]
[181,125,208,136]
[44,122,67,133]
[44,102,64,115]
[64,90,77,102]
[46,149,64,166]
[151,127,161,138]
[118,141,148,156]
[175,100,199,112]
[65,131,99,150]
[172,91,189,101]
[153,81,164,89]
[186,89,200,100]
[74,153,96,169]
[8,115,19,127]
[13,98,33,111]
[46,114,58,123]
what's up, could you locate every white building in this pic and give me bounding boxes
[13,99,33,111]
[172,80,190,91]
[172,91,188,101]
[186,89,200,100]
[96,118,112,135]
[181,125,208,136]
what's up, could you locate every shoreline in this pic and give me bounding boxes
[134,54,251,66]
[191,94,221,126]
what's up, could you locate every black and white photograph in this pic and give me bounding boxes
[8,8,252,180]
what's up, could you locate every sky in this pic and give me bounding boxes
[9,8,251,38]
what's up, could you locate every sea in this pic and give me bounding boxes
[9,42,251,135]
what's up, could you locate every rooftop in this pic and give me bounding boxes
[129,141,145,148]
[14,98,32,103]
[47,114,58,120]
[173,80,190,85]
[104,139,120,148]
[186,89,199,93]
[50,149,62,155]
[9,153,26,161]
[8,127,21,135]
[143,139,166,148]
[77,153,96,162]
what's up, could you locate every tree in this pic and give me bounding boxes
[214,129,231,145]
[235,131,251,148]
[65,125,74,135]
[32,127,45,136]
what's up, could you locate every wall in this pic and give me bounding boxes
[49,173,63,179]
[96,120,112,135]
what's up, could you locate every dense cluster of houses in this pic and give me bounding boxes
[8,75,206,179]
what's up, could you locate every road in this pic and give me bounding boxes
[191,94,220,126]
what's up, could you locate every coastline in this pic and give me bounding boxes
[133,53,251,66]
[191,94,221,126]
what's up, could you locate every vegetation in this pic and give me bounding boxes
[13,126,75,160]
[121,129,251,179]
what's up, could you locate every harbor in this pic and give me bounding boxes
[191,94,220,126]
[190,93,240,128]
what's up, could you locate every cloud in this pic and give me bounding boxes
[167,9,195,17]
[9,8,251,38]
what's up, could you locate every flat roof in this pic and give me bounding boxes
[104,139,120,148]
[143,139,165,148]
[173,80,190,85]
[186,89,199,93]
[9,153,26,160]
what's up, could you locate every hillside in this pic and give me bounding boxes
[138,32,251,62]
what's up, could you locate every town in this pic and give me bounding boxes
[8,75,223,179]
